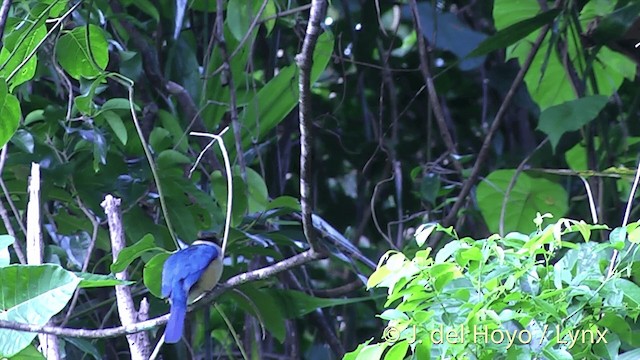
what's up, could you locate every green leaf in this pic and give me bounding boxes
[227,0,276,41]
[230,31,334,151]
[355,343,388,360]
[615,278,640,308]
[230,285,286,341]
[64,338,101,360]
[431,263,463,291]
[537,96,609,151]
[590,2,640,45]
[157,150,192,171]
[144,252,170,298]
[9,130,33,154]
[7,344,45,360]
[468,9,560,58]
[0,265,81,357]
[0,79,21,148]
[343,339,374,360]
[384,340,409,360]
[100,98,140,113]
[419,174,440,205]
[131,0,159,23]
[0,25,47,90]
[266,196,301,211]
[0,235,12,267]
[476,170,569,233]
[367,265,391,289]
[246,167,268,213]
[415,223,436,247]
[55,25,109,79]
[111,234,157,273]
[75,272,134,288]
[269,289,373,319]
[102,111,128,145]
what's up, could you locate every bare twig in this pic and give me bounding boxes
[101,195,151,359]
[0,250,324,338]
[295,0,327,253]
[216,0,246,181]
[205,0,270,80]
[25,164,60,359]
[409,0,463,174]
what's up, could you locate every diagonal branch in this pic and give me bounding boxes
[0,250,323,338]
[409,0,463,174]
[431,1,562,247]
[0,0,12,49]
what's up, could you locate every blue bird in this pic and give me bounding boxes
[161,240,224,344]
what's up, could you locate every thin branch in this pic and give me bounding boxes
[61,195,100,326]
[295,0,327,253]
[0,0,12,48]
[499,138,549,235]
[431,1,561,247]
[189,130,233,257]
[0,250,323,338]
[0,145,24,263]
[408,0,463,174]
[205,0,269,80]
[216,0,246,181]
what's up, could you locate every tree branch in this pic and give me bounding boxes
[296,0,327,254]
[0,250,323,338]
[431,1,561,247]
[102,195,150,359]
[409,0,463,174]
[0,0,12,49]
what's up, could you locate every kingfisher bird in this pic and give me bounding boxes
[161,240,224,344]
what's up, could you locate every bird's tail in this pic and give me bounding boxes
[165,290,187,344]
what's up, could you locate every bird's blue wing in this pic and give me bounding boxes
[162,244,220,343]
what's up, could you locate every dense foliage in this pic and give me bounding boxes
[0,0,639,359]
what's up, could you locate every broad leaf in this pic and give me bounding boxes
[144,252,170,298]
[0,265,80,357]
[0,79,21,148]
[476,170,569,233]
[110,234,157,273]
[537,96,609,151]
[56,25,109,79]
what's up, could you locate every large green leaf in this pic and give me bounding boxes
[75,272,133,288]
[537,95,609,151]
[0,79,21,148]
[230,285,286,342]
[144,252,170,298]
[227,0,276,41]
[476,170,568,233]
[110,234,157,273]
[468,9,559,58]
[228,31,334,151]
[494,0,636,110]
[0,265,80,357]
[0,24,47,90]
[55,25,109,79]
